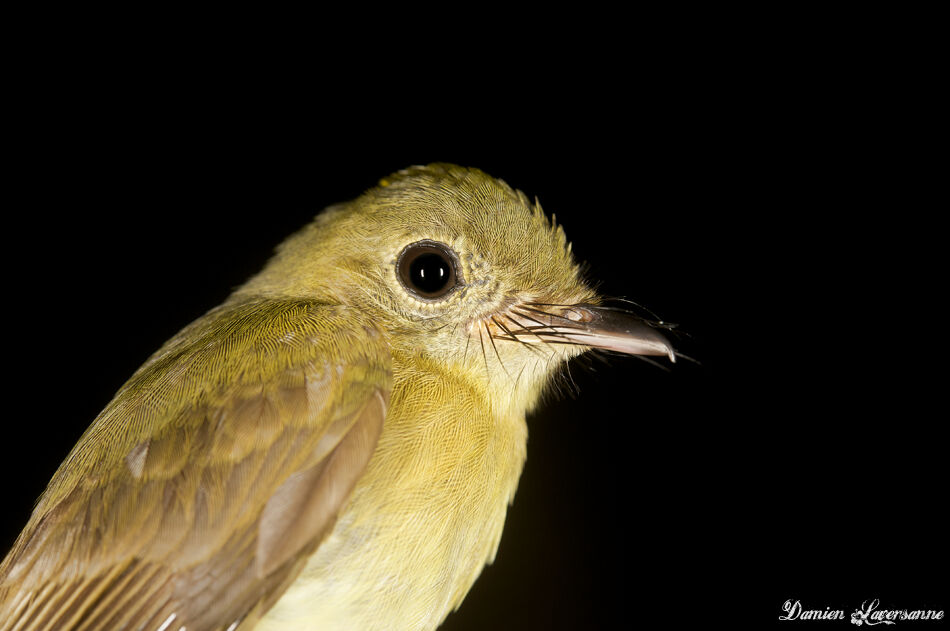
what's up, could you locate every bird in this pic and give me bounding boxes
[0,163,675,630]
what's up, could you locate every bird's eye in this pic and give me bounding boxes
[397,240,461,300]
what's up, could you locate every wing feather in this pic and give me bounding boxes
[0,300,391,631]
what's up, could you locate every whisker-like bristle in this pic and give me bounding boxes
[463,326,472,364]
[600,296,664,323]
[673,350,701,365]
[492,317,546,358]
[587,349,613,367]
[520,339,589,346]
[516,305,580,322]
[562,358,580,397]
[593,306,679,332]
[593,348,673,372]
[523,301,578,309]
[512,363,527,391]
[503,314,557,356]
[508,308,585,333]
[478,324,490,378]
[485,322,510,379]
[630,354,673,372]
[505,326,591,337]
[508,308,554,329]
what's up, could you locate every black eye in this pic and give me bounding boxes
[397,240,461,300]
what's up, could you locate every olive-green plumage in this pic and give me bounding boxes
[0,164,673,631]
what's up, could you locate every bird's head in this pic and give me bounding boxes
[238,163,674,405]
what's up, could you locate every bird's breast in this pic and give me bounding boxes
[256,354,530,631]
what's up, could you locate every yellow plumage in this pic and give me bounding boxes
[0,164,672,630]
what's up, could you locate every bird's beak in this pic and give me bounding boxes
[502,303,676,362]
[559,304,676,362]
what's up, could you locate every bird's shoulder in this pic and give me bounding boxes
[0,298,392,631]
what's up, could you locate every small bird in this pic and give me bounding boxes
[0,164,674,631]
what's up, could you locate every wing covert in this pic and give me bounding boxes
[0,300,391,631]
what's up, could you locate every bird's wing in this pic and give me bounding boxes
[0,300,392,631]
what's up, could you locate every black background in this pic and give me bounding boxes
[2,12,945,630]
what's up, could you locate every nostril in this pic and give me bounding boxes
[564,306,594,323]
